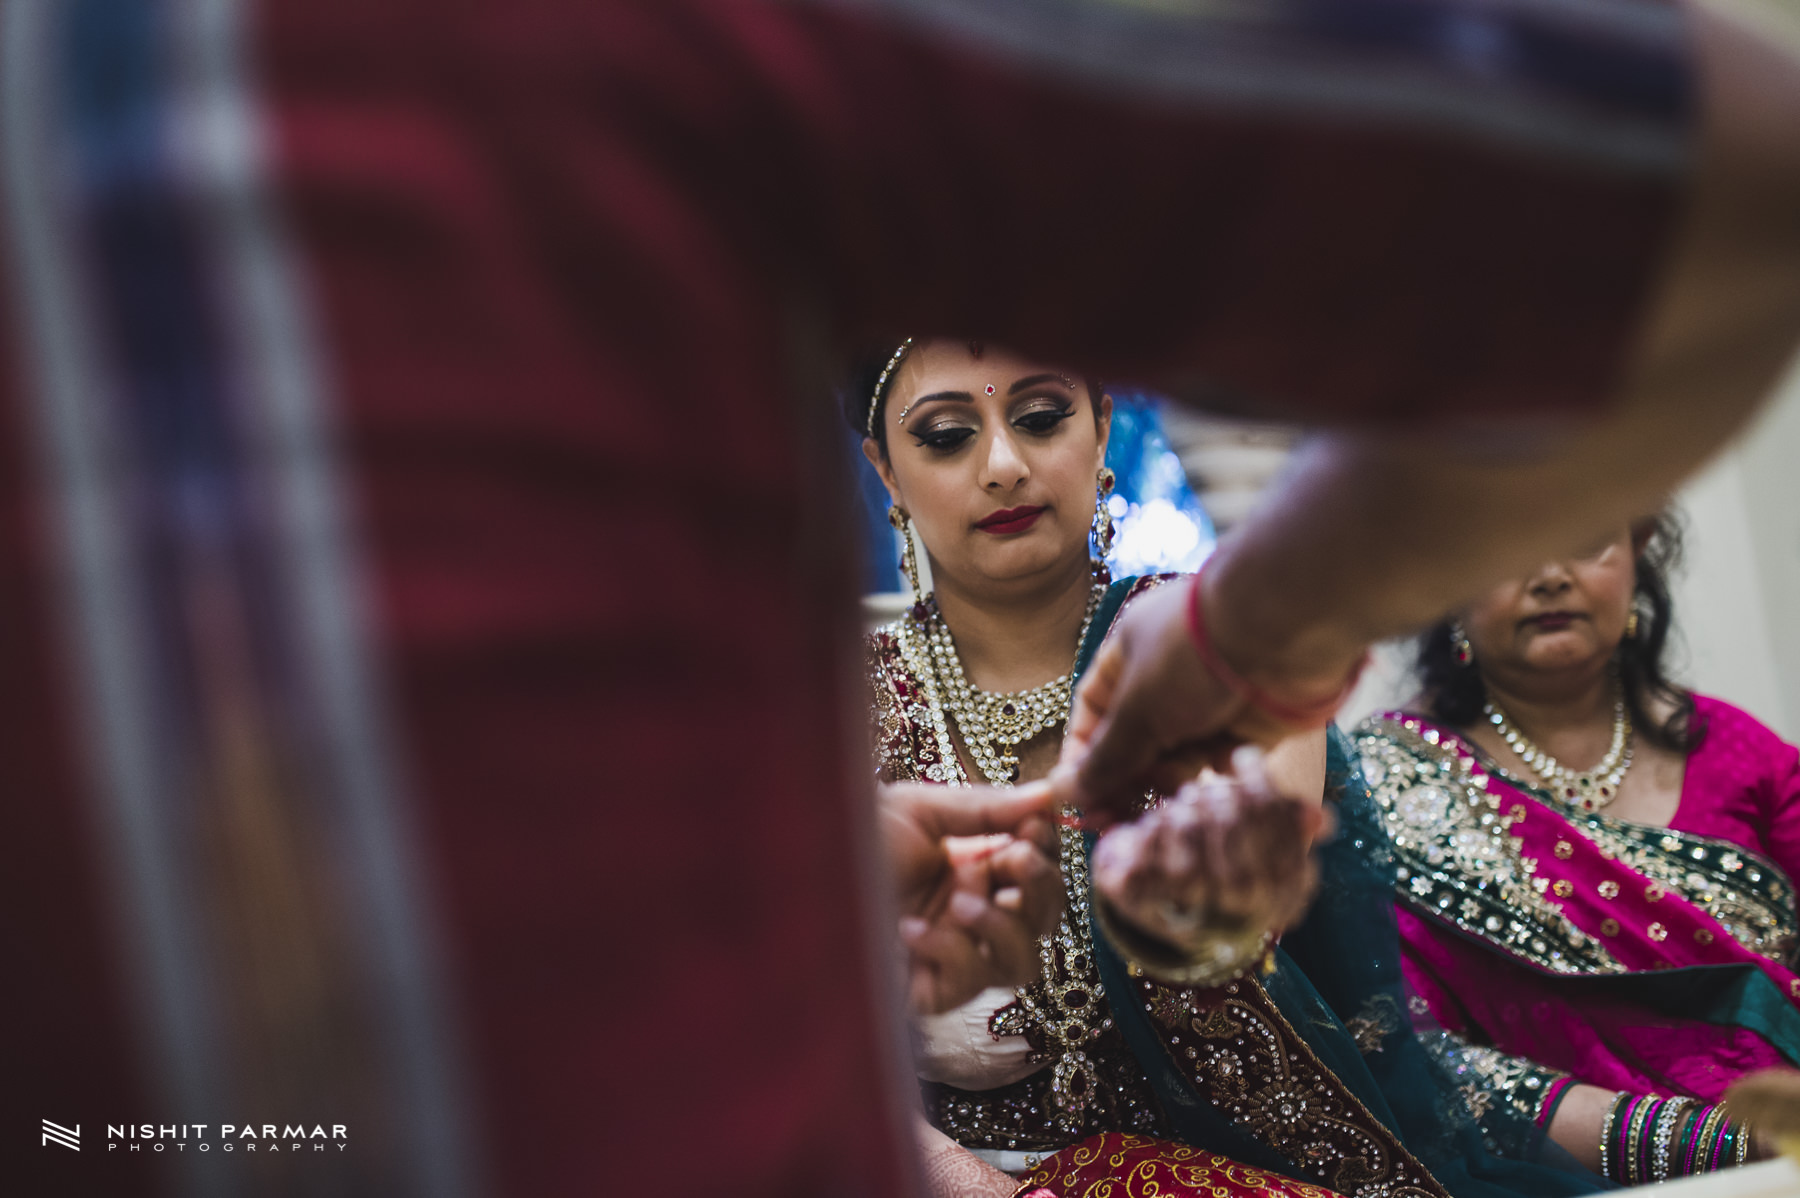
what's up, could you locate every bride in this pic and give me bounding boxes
[850,338,1600,1198]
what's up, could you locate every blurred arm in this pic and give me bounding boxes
[1205,0,1800,700]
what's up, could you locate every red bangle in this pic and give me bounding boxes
[1184,565,1367,729]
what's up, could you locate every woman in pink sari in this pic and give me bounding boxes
[1356,515,1800,1187]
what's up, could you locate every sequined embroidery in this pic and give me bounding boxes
[1355,719,1622,974]
[1356,715,1799,971]
[1416,1031,1570,1126]
[1570,818,1796,965]
[1138,977,1447,1198]
[872,578,1173,1151]
[1343,995,1402,1056]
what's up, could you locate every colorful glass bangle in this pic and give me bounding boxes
[1617,1096,1640,1186]
[1677,1104,1706,1176]
[1707,1107,1731,1172]
[1621,1094,1648,1185]
[1598,1092,1628,1182]
[1697,1105,1728,1174]
[1627,1096,1659,1186]
[1609,1094,1643,1185]
[1536,1077,1576,1129]
[1183,567,1369,730]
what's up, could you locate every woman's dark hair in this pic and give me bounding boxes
[839,344,905,456]
[1415,511,1701,753]
[838,340,1104,458]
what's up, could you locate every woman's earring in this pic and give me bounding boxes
[1450,621,1475,667]
[1092,467,1117,581]
[889,505,928,615]
[1625,607,1640,640]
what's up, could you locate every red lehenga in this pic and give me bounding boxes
[1018,1133,1345,1198]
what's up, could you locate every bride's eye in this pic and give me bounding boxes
[914,425,975,452]
[1014,404,1074,435]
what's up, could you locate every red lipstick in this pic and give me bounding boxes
[976,505,1046,535]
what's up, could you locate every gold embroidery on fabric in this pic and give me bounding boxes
[1354,719,1623,974]
[871,580,1172,1152]
[1139,979,1446,1198]
[1357,715,1800,970]
[1019,1132,1345,1198]
[1572,818,1797,965]
[1343,995,1401,1055]
[1417,1031,1570,1125]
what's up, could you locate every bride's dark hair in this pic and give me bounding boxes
[1415,511,1701,753]
[839,346,906,456]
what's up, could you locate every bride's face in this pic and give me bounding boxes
[866,341,1110,596]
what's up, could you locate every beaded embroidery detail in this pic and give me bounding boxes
[869,577,1172,1146]
[1357,715,1799,971]
[1139,977,1448,1198]
[871,582,1450,1198]
[1417,1031,1570,1125]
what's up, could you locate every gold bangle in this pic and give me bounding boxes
[1090,889,1273,987]
[1694,1104,1728,1172]
[1625,1096,1658,1185]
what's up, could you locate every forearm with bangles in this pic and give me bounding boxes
[1553,1083,1759,1183]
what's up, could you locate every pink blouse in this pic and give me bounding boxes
[1668,695,1800,890]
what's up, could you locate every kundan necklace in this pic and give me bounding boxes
[921,583,1105,785]
[895,580,1112,1129]
[1483,687,1634,811]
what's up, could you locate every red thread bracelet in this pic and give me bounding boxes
[1184,566,1368,729]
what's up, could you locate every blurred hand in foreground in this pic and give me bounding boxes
[881,781,1064,1015]
[1053,578,1352,825]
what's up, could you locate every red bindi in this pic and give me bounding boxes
[985,384,995,395]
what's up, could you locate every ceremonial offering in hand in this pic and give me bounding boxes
[880,781,1065,1014]
[1089,745,1330,983]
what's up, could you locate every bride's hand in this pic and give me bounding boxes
[1090,746,1329,959]
[880,781,1064,1014]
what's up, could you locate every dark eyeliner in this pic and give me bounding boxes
[912,426,975,451]
[1014,403,1075,434]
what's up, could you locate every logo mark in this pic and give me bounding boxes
[42,1120,80,1151]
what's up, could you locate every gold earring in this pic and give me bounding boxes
[1092,467,1116,580]
[1625,608,1640,639]
[889,505,928,615]
[1450,620,1474,666]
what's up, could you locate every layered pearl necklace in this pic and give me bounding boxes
[1483,688,1634,811]
[894,581,1111,1130]
[917,584,1105,784]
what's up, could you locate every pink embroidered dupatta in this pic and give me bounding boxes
[1358,712,1800,1102]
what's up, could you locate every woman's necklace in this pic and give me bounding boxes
[923,584,1105,785]
[891,581,1112,1131]
[1483,688,1634,811]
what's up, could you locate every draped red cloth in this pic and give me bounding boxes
[1021,1134,1346,1198]
[2,2,1688,1195]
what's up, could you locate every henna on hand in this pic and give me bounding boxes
[920,1137,1019,1198]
